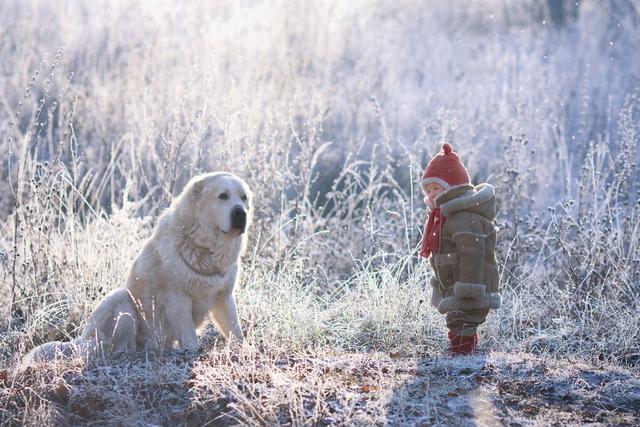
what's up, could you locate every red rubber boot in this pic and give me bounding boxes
[448,331,479,355]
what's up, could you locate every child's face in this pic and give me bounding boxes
[422,183,446,209]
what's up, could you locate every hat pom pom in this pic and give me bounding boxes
[442,142,453,155]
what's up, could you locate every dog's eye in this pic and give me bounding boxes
[218,193,229,200]
[240,195,248,202]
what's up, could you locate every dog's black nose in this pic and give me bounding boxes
[231,206,247,233]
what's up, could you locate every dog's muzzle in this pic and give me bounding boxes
[231,206,247,233]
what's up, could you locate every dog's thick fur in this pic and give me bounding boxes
[23,172,251,363]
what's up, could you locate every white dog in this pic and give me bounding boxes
[24,172,251,363]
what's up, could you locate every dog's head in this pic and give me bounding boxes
[178,172,252,239]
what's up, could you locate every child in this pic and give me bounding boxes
[419,143,501,355]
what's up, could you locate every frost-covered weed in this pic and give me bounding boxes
[0,0,639,369]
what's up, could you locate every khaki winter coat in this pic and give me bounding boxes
[428,183,501,314]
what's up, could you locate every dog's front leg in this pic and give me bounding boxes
[211,293,244,343]
[165,292,199,351]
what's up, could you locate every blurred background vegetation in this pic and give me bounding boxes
[0,0,639,366]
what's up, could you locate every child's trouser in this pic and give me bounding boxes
[446,308,489,336]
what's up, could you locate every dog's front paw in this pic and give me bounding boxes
[178,348,199,358]
[179,334,199,353]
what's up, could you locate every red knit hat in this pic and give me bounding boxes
[421,143,470,189]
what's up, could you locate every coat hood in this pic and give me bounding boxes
[437,183,496,220]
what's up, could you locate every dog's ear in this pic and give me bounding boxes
[188,177,206,203]
[245,187,254,209]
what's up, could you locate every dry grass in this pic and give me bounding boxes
[1,0,640,425]
[2,346,639,425]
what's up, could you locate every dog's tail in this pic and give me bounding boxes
[22,337,93,365]
[21,289,139,366]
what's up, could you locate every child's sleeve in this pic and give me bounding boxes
[430,276,442,307]
[451,213,486,297]
[436,212,501,314]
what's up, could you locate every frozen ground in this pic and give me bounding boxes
[1,0,639,425]
[2,347,639,425]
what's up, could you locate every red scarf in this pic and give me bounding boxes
[420,208,446,258]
